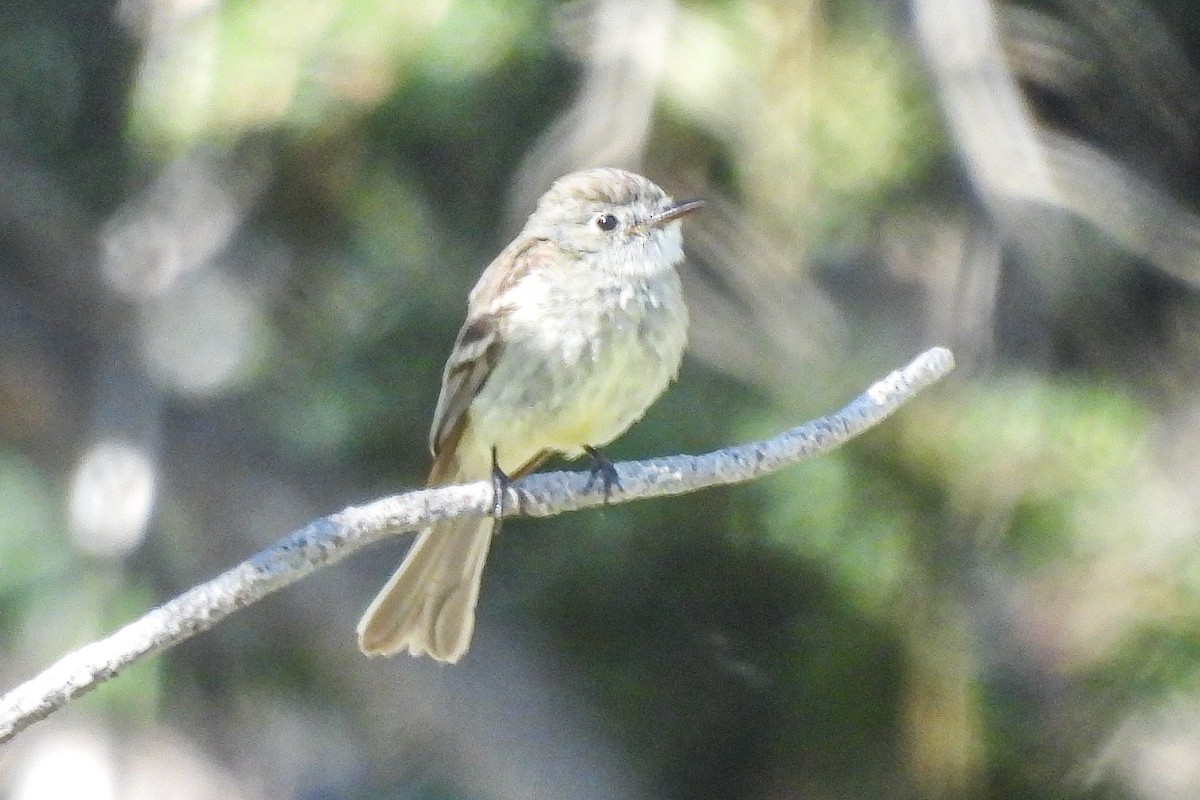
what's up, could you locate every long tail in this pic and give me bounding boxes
[356,515,495,663]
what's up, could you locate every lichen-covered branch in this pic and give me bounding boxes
[0,346,954,744]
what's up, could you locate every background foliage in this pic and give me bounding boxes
[4,0,1200,798]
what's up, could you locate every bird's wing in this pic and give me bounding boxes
[426,237,556,483]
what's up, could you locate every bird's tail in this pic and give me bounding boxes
[356,514,496,663]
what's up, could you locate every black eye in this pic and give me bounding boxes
[595,213,618,231]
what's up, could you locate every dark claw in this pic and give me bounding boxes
[490,446,511,522]
[583,446,621,502]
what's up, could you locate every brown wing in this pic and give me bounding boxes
[426,312,501,484]
[426,236,559,484]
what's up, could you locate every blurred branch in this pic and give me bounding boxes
[913,0,1057,209]
[1042,131,1200,287]
[915,0,1200,287]
[0,346,955,744]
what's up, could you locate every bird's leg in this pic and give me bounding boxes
[583,445,621,503]
[490,446,511,524]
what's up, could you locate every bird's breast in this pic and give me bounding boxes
[468,270,687,469]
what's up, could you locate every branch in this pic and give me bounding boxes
[0,346,955,744]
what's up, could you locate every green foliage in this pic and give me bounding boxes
[0,450,67,632]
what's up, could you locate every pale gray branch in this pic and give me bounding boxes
[0,346,955,744]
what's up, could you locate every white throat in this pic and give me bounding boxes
[591,226,685,278]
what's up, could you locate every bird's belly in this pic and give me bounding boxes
[469,289,685,473]
[520,350,666,452]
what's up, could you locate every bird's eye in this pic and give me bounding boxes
[595,213,618,232]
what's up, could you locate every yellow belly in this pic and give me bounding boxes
[452,267,687,478]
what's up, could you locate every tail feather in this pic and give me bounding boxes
[356,515,495,663]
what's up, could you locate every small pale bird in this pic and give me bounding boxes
[356,167,702,662]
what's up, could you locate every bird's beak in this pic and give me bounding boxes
[642,198,705,230]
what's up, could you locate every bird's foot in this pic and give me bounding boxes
[490,446,511,522]
[583,446,621,503]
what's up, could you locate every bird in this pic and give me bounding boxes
[356,167,703,662]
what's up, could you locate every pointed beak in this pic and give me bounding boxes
[642,198,705,230]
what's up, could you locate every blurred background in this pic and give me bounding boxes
[3,0,1200,797]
